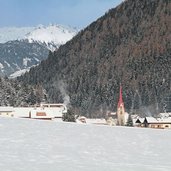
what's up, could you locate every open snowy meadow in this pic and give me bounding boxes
[0,117,171,171]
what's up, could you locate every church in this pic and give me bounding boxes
[117,85,128,126]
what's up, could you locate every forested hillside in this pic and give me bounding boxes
[0,77,46,106]
[19,0,171,117]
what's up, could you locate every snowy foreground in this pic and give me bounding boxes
[0,117,171,171]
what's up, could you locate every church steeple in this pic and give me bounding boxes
[117,85,125,126]
[118,85,124,108]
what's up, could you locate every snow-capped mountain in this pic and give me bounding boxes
[25,25,78,51]
[0,24,78,77]
[0,27,34,43]
[0,24,78,51]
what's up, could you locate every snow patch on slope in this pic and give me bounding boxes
[4,61,11,67]
[9,68,30,79]
[23,57,31,67]
[0,63,4,69]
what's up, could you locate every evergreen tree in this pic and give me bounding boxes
[26,89,37,105]
[126,114,133,127]
[62,108,76,122]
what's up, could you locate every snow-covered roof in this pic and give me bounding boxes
[0,105,65,118]
[157,118,171,123]
[145,117,157,123]
[0,107,14,112]
[145,117,171,124]
[135,118,145,124]
[14,107,33,117]
[159,113,171,118]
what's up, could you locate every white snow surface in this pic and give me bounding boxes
[0,117,171,171]
[0,62,4,69]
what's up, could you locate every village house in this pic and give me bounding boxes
[159,112,171,118]
[134,118,145,127]
[0,103,67,120]
[0,107,14,117]
[135,117,171,129]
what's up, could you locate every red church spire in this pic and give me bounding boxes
[118,85,124,108]
[117,84,125,125]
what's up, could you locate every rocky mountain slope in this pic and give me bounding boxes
[0,25,77,77]
[19,0,171,116]
[0,40,49,77]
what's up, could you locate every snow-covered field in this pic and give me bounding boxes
[0,117,171,171]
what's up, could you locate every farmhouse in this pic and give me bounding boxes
[134,118,145,127]
[0,103,67,120]
[0,107,14,117]
[135,117,171,129]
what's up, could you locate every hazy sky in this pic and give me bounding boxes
[0,0,122,28]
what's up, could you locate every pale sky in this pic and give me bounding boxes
[0,0,123,28]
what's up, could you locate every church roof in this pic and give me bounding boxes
[117,85,124,107]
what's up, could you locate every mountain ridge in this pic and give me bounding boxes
[0,24,78,46]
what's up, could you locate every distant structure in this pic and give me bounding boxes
[117,85,126,126]
[0,103,67,121]
[135,117,171,129]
